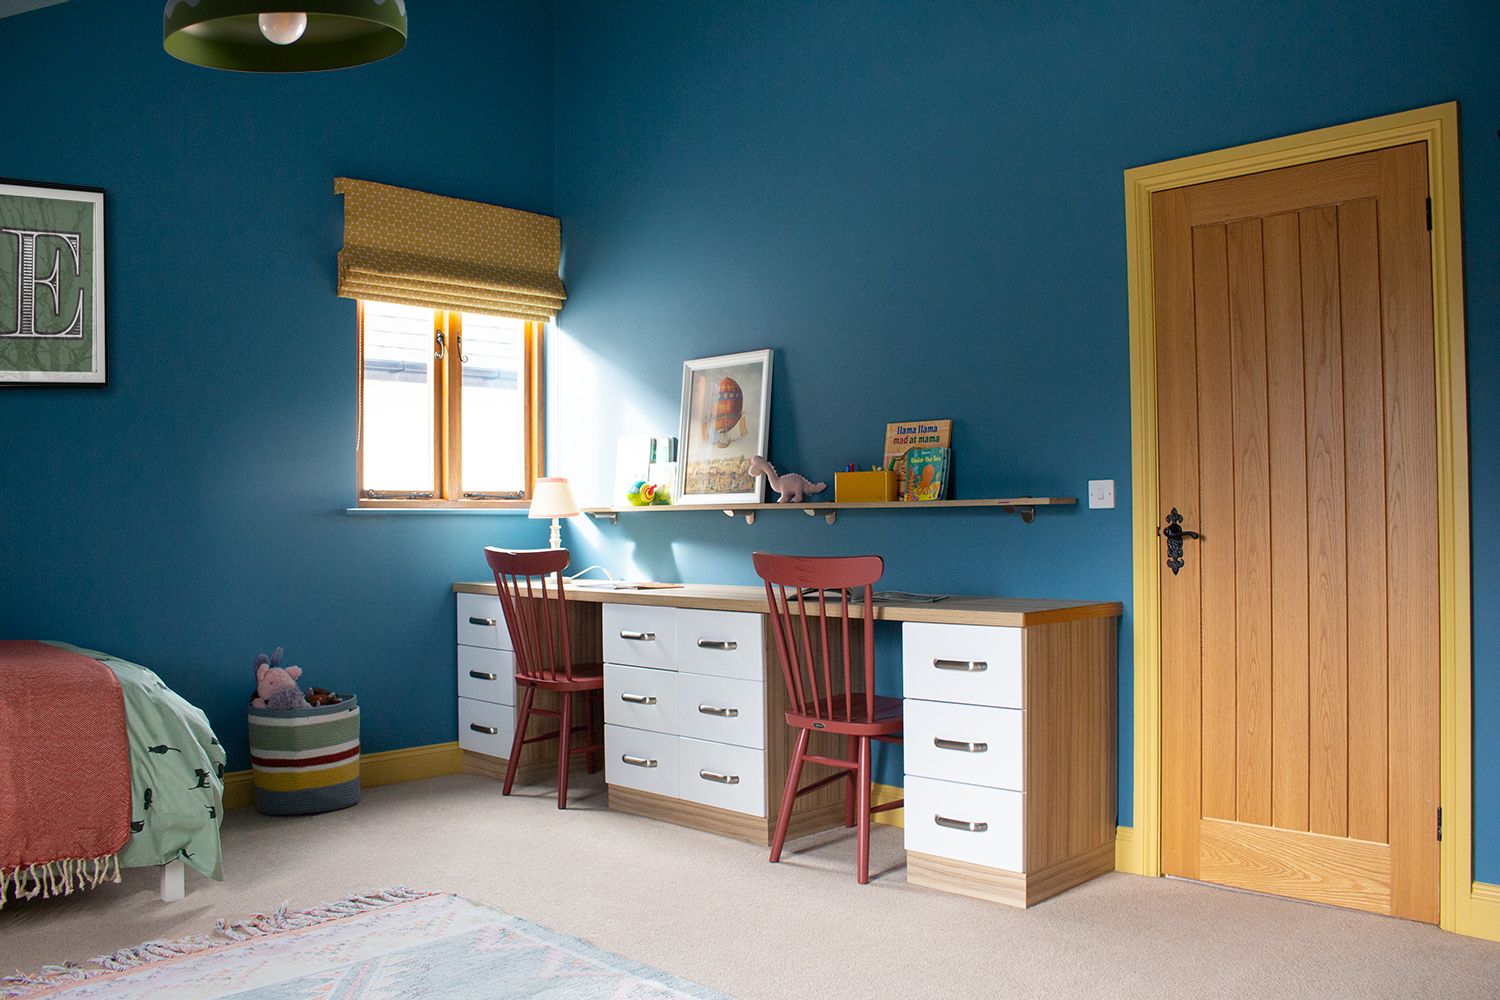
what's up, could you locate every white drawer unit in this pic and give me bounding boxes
[604,663,679,735]
[902,622,1023,709]
[457,645,515,705]
[605,724,679,798]
[678,737,767,817]
[904,775,1025,874]
[903,699,1024,792]
[603,604,678,669]
[903,615,1117,909]
[457,593,511,651]
[676,609,766,681]
[676,672,766,749]
[458,697,516,757]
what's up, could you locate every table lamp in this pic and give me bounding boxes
[529,477,580,550]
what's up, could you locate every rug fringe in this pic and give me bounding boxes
[2,886,432,998]
[0,855,120,913]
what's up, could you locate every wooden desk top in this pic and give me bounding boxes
[452,581,1122,628]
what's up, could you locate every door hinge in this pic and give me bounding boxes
[1426,196,1433,231]
[1437,806,1443,842]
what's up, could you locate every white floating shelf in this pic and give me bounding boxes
[584,497,1075,526]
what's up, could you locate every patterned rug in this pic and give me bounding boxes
[3,888,731,999]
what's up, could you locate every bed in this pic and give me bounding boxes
[0,641,225,907]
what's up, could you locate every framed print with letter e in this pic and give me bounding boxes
[677,349,773,505]
[1,179,106,385]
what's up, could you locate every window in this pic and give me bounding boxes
[357,300,542,507]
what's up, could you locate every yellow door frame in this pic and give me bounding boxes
[1120,102,1492,940]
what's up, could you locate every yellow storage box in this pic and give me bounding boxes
[835,470,899,503]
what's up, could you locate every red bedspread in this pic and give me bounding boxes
[0,641,132,884]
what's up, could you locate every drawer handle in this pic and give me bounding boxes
[468,723,499,735]
[621,754,658,768]
[699,769,740,785]
[468,670,498,681]
[934,814,988,833]
[620,692,658,705]
[933,658,988,672]
[619,630,656,641]
[696,639,738,651]
[698,704,740,718]
[934,737,988,753]
[469,616,498,627]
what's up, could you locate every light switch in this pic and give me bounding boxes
[1088,480,1115,509]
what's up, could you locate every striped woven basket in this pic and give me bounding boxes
[248,695,361,816]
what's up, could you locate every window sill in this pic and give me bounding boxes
[344,507,533,516]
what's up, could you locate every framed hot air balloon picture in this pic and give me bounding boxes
[677,349,774,504]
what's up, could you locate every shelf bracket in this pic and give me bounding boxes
[725,508,755,525]
[591,511,619,526]
[803,508,837,525]
[1001,504,1037,524]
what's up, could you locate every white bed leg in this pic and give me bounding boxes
[159,858,185,902]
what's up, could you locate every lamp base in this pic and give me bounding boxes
[549,518,562,550]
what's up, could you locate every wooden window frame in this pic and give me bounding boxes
[356,301,544,509]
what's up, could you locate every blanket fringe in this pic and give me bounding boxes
[1,886,433,998]
[0,855,120,912]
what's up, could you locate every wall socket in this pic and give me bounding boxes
[1088,479,1115,509]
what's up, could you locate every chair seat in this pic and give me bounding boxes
[785,694,903,736]
[517,663,605,692]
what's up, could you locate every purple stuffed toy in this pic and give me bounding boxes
[251,646,306,710]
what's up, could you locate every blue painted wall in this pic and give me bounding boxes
[0,1,555,770]
[2,0,1496,882]
[548,1,1500,876]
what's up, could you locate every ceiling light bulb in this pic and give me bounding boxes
[258,12,309,46]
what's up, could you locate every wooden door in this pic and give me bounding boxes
[1154,143,1439,922]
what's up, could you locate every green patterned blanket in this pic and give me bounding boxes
[46,643,226,881]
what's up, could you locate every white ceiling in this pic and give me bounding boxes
[0,0,68,19]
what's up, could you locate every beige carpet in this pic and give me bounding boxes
[2,773,1497,999]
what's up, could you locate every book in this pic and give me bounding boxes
[883,419,951,499]
[902,446,951,501]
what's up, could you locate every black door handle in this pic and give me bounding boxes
[1160,508,1200,575]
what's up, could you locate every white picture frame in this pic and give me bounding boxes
[1,179,107,385]
[676,349,774,505]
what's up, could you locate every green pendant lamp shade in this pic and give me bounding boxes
[164,0,407,72]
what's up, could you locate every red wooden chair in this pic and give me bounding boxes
[753,552,904,884]
[484,547,604,809]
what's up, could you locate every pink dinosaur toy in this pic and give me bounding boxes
[251,647,306,710]
[748,455,827,503]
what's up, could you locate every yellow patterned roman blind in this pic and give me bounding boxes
[334,178,565,322]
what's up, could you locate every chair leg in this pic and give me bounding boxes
[585,691,600,774]
[770,727,811,864]
[557,691,574,809]
[844,735,858,828]
[856,736,872,884]
[503,684,535,796]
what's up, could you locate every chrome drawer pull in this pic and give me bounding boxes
[934,814,988,833]
[934,737,988,753]
[469,616,498,627]
[621,754,658,768]
[699,769,740,785]
[933,658,988,672]
[620,692,658,705]
[468,670,498,681]
[698,704,740,718]
[696,639,738,651]
[619,630,656,641]
[468,723,499,735]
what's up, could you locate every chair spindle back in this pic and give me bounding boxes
[484,547,576,682]
[752,552,883,725]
